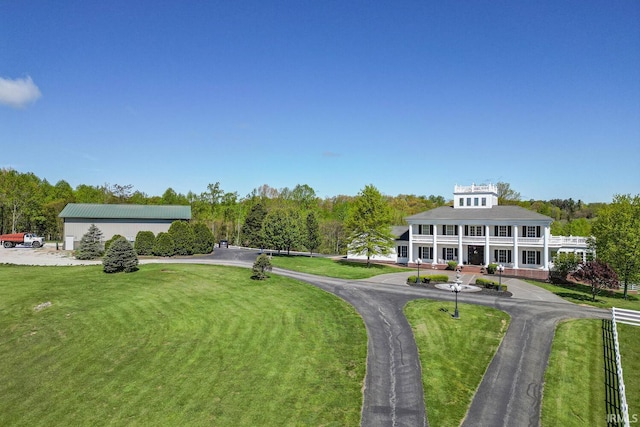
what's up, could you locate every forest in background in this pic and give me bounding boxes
[0,168,605,255]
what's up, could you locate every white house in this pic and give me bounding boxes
[349,184,589,275]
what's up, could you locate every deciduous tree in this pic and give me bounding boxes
[589,194,640,299]
[345,185,395,267]
[573,260,619,301]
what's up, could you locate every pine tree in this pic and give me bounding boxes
[252,254,272,280]
[241,203,266,248]
[103,236,139,273]
[75,224,104,260]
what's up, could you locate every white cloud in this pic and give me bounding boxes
[0,76,42,108]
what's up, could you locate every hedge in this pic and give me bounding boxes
[407,274,450,285]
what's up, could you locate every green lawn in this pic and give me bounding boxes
[0,263,367,426]
[404,300,510,427]
[541,319,640,426]
[269,254,411,279]
[525,280,640,310]
[541,319,605,426]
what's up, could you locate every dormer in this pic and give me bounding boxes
[454,183,498,209]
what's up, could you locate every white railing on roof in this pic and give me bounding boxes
[549,236,589,246]
[454,183,497,194]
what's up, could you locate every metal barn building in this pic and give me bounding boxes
[59,203,192,250]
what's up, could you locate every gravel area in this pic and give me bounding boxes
[0,243,101,266]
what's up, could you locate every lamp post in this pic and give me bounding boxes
[415,258,422,284]
[450,268,462,319]
[497,264,505,292]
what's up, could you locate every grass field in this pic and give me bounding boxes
[525,280,640,309]
[0,263,367,426]
[541,319,605,426]
[269,255,411,279]
[541,319,640,426]
[404,300,510,427]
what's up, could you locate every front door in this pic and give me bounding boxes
[468,246,484,265]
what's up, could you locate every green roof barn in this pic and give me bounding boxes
[59,203,191,250]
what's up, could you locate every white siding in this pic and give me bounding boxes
[63,219,179,249]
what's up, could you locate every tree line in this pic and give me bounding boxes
[0,168,610,255]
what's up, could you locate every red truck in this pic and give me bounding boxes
[0,233,45,248]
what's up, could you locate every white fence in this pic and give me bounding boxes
[610,308,640,426]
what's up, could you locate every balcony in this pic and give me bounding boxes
[410,234,588,249]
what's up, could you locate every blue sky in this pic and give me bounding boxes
[2,1,638,203]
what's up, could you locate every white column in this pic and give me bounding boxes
[458,224,464,264]
[484,225,490,266]
[543,225,550,270]
[408,223,414,264]
[513,225,519,269]
[432,224,438,266]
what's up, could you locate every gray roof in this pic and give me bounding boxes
[391,226,409,240]
[405,205,552,222]
[59,203,191,220]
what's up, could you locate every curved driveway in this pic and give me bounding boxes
[186,249,610,426]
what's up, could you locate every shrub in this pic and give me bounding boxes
[104,234,124,252]
[446,261,458,270]
[103,236,139,273]
[134,231,155,256]
[407,274,449,285]
[429,274,450,283]
[549,252,581,284]
[486,263,498,274]
[192,223,214,254]
[168,221,195,256]
[476,277,507,291]
[76,224,104,260]
[153,232,175,257]
[252,254,272,280]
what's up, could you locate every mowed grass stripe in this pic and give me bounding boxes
[0,264,366,426]
[404,300,510,427]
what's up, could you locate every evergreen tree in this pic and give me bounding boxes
[103,236,139,273]
[75,224,104,260]
[168,220,195,255]
[153,232,175,257]
[134,231,155,255]
[345,185,395,267]
[192,222,215,254]
[104,234,124,252]
[241,202,266,248]
[305,212,321,256]
[252,253,272,280]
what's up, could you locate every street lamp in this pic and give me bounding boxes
[450,268,462,319]
[415,258,422,284]
[497,264,505,292]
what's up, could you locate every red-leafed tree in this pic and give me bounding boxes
[573,260,620,302]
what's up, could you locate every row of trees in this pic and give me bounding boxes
[0,168,607,255]
[76,221,215,260]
